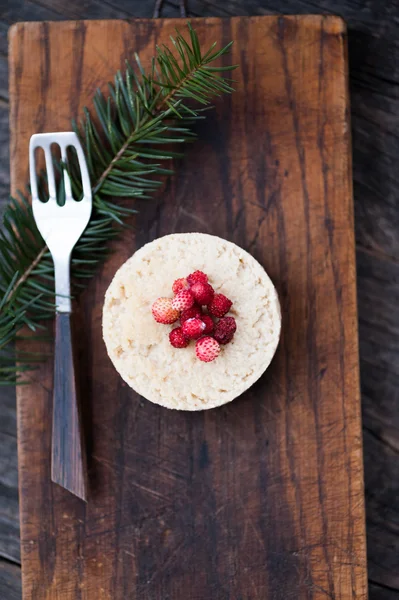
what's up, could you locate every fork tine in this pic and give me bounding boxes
[60,145,73,200]
[29,135,40,202]
[43,146,57,202]
[71,137,92,201]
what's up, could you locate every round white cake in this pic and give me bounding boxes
[102,233,281,410]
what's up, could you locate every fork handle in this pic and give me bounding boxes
[52,312,87,501]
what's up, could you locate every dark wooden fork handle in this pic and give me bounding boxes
[51,312,87,501]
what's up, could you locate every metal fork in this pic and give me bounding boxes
[29,132,92,501]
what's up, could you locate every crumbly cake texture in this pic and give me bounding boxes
[102,233,281,411]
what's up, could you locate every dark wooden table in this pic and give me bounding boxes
[0,1,398,599]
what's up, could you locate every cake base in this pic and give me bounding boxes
[103,233,281,410]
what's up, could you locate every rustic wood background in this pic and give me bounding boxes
[11,13,368,600]
[0,1,398,599]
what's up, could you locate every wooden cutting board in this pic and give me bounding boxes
[9,16,368,599]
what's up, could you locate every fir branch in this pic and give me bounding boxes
[0,23,237,383]
[7,246,47,302]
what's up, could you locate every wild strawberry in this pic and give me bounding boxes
[214,316,236,345]
[208,293,233,318]
[201,315,214,335]
[190,281,214,305]
[172,289,195,312]
[152,297,179,324]
[180,304,202,323]
[187,270,208,286]
[182,318,205,340]
[172,277,189,295]
[169,327,189,348]
[196,337,220,362]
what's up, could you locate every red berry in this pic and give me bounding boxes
[201,315,214,335]
[152,297,179,324]
[180,304,202,323]
[208,293,233,318]
[172,277,189,295]
[214,316,236,345]
[187,270,208,286]
[190,281,214,305]
[172,289,195,312]
[182,318,206,340]
[196,337,220,362]
[169,327,189,348]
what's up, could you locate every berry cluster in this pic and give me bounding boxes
[151,270,236,362]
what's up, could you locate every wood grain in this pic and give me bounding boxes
[0,386,20,565]
[0,558,22,600]
[9,16,367,599]
[357,249,399,593]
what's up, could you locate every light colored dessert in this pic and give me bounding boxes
[102,233,281,410]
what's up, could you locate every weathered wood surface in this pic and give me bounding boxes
[9,14,367,600]
[0,559,22,600]
[0,389,19,565]
[1,1,399,600]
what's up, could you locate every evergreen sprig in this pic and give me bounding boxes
[0,23,237,383]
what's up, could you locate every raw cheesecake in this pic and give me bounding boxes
[102,233,281,410]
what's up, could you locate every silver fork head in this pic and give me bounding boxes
[29,132,92,313]
[29,132,92,258]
